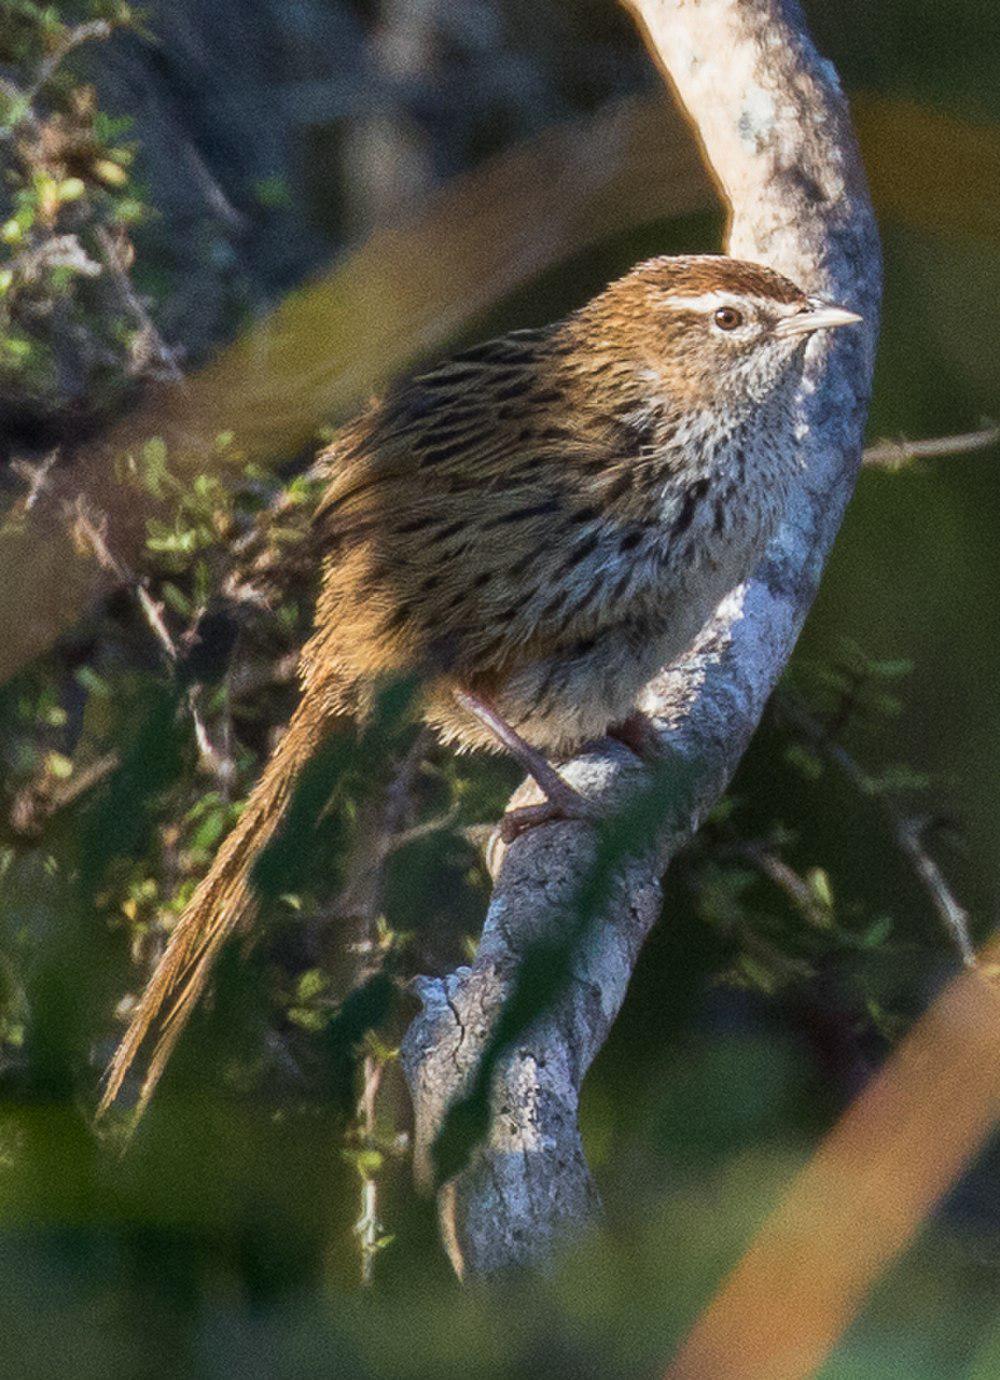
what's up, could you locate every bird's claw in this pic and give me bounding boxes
[499,782,599,843]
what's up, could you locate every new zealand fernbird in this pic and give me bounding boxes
[100,253,861,1115]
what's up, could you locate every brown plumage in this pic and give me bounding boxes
[100,254,860,1116]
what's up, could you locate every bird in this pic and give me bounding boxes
[99,253,860,1117]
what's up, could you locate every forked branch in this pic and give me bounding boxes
[401,0,882,1278]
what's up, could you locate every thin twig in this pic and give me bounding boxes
[3,235,101,286]
[779,690,977,966]
[863,424,999,471]
[68,497,180,664]
[187,684,236,789]
[385,804,461,854]
[723,840,831,931]
[335,730,432,921]
[10,449,59,513]
[93,226,183,381]
[68,498,234,785]
[354,1053,386,1287]
[895,816,977,967]
[48,750,120,810]
[27,20,113,103]
[8,750,120,838]
[332,733,430,1285]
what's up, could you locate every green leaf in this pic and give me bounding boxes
[865,765,933,795]
[74,665,110,697]
[138,436,169,497]
[784,744,824,781]
[866,658,915,680]
[343,1147,384,1179]
[806,867,834,913]
[296,969,328,1003]
[860,916,895,949]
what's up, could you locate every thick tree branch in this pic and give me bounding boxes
[401,0,881,1277]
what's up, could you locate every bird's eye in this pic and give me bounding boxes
[713,306,744,331]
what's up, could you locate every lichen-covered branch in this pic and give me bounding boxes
[401,0,882,1278]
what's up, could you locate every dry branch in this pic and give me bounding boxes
[401,0,881,1277]
[862,423,999,470]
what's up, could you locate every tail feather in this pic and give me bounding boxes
[99,685,340,1119]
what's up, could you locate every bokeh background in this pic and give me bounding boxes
[0,1,998,1375]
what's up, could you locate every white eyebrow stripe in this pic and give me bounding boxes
[659,291,751,312]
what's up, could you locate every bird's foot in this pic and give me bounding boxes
[499,778,599,843]
[500,715,660,842]
[452,687,602,843]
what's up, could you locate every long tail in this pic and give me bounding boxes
[99,684,342,1119]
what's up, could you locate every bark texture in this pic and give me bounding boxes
[401,0,882,1278]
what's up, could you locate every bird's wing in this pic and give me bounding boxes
[307,325,653,686]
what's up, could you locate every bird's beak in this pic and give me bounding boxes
[774,299,863,338]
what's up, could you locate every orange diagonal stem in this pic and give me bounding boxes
[666,939,1000,1380]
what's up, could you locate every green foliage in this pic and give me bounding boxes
[0,1,156,425]
[667,638,967,1027]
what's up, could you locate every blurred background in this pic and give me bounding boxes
[0,0,998,1375]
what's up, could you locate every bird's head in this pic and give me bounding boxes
[573,254,861,418]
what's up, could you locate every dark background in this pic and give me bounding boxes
[0,1,998,1375]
